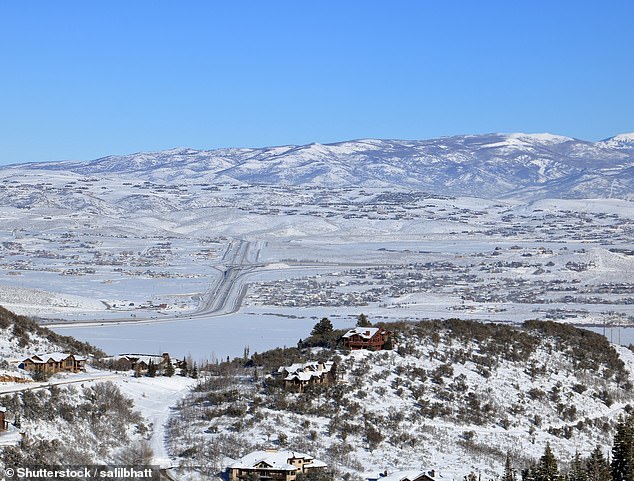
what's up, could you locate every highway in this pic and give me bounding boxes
[45,239,261,327]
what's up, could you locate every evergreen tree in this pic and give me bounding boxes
[311,317,334,337]
[568,451,586,481]
[190,363,198,379]
[356,313,371,327]
[502,453,516,481]
[164,360,175,377]
[147,359,157,377]
[612,415,634,481]
[536,443,559,481]
[521,465,537,481]
[585,446,611,481]
[179,356,188,377]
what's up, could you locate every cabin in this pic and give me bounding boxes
[21,353,86,374]
[277,361,337,391]
[228,449,327,481]
[369,470,436,481]
[0,407,7,431]
[342,327,392,350]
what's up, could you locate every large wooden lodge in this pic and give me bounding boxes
[21,352,86,374]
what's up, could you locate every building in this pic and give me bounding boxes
[369,470,436,481]
[21,352,86,374]
[228,450,327,481]
[0,407,7,431]
[342,327,392,350]
[277,360,337,391]
[108,353,171,372]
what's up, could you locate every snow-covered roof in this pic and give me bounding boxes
[41,352,70,363]
[342,327,380,339]
[229,450,326,471]
[279,360,334,379]
[25,352,81,363]
[285,372,318,382]
[375,470,435,481]
[114,353,167,364]
[0,407,6,413]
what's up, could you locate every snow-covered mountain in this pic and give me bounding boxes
[9,132,634,199]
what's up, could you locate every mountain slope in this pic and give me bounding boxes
[7,133,634,200]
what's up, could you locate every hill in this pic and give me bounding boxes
[165,319,634,480]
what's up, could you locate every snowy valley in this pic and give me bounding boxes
[0,132,633,479]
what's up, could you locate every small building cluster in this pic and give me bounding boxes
[277,360,336,391]
[228,449,327,481]
[342,326,392,350]
[21,352,86,374]
[108,352,172,372]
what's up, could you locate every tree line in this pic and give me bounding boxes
[495,414,634,481]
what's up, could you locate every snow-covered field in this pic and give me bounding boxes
[0,172,632,359]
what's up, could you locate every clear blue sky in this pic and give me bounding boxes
[1,1,633,165]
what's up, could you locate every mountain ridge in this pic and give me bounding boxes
[5,132,634,200]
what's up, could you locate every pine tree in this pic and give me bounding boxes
[190,363,198,379]
[536,443,559,481]
[164,360,175,377]
[356,313,371,327]
[311,317,334,337]
[147,359,157,377]
[179,356,188,377]
[611,415,634,481]
[568,451,586,481]
[502,453,516,481]
[586,445,611,481]
[521,465,537,481]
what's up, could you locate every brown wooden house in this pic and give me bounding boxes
[342,327,392,350]
[111,353,171,373]
[277,361,337,391]
[21,353,86,374]
[228,450,327,481]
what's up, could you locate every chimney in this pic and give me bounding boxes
[428,470,435,478]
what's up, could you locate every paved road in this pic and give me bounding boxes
[44,238,340,327]
[0,371,121,394]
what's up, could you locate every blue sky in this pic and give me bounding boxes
[1,1,633,165]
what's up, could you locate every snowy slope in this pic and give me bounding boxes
[166,320,634,480]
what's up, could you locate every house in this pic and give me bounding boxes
[21,352,86,374]
[342,327,392,350]
[110,353,171,372]
[277,361,337,391]
[228,449,327,481]
[369,470,436,481]
[0,407,7,431]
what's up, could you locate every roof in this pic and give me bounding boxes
[114,354,167,365]
[376,470,435,481]
[342,327,380,339]
[229,450,326,471]
[24,352,80,364]
[279,360,334,380]
[43,352,71,362]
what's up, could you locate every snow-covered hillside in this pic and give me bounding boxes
[6,132,634,199]
[166,319,634,480]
